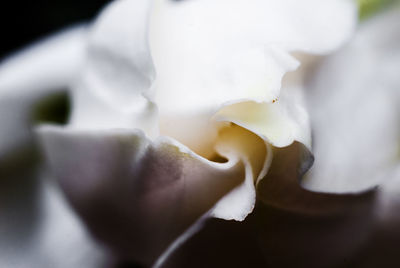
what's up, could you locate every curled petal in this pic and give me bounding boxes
[39,126,250,265]
[211,124,271,220]
[215,85,311,150]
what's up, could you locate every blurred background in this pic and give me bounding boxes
[0,0,111,60]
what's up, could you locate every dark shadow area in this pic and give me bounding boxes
[0,0,111,59]
[0,163,42,250]
[159,143,381,268]
[32,91,71,125]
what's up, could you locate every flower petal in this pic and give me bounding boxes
[151,0,356,153]
[69,0,158,136]
[211,124,271,220]
[151,0,357,110]
[214,82,311,150]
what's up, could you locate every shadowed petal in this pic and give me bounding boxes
[39,126,248,266]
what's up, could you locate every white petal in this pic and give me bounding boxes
[69,0,158,136]
[303,7,400,193]
[150,0,356,153]
[151,0,356,108]
[0,26,87,159]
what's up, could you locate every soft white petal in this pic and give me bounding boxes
[150,0,356,154]
[151,0,356,109]
[303,7,400,193]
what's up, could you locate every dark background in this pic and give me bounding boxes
[0,0,111,60]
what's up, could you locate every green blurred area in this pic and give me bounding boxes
[358,0,398,19]
[32,92,70,125]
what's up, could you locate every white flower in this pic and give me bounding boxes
[5,0,400,267]
[36,0,357,265]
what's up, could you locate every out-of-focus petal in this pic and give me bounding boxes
[0,25,87,166]
[39,125,250,266]
[303,7,400,193]
[0,169,108,268]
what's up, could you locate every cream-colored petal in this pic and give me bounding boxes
[213,54,314,156]
[214,89,311,150]
[211,125,271,220]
